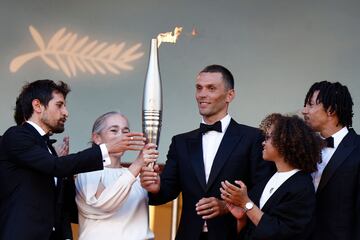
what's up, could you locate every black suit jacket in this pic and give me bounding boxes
[0,123,104,240]
[309,129,360,240]
[241,171,315,240]
[149,119,274,240]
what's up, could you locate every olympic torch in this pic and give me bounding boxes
[142,38,162,168]
[142,28,183,169]
[143,27,183,239]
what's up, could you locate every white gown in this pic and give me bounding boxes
[75,167,154,240]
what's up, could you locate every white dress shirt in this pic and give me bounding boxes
[202,114,231,183]
[312,127,349,191]
[201,114,231,232]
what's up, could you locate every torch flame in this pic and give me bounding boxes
[157,26,183,48]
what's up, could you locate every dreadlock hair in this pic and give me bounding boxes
[304,81,354,128]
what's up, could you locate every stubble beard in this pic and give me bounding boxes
[51,125,65,134]
[43,117,65,134]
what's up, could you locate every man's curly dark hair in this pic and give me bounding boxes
[14,79,70,125]
[259,113,322,173]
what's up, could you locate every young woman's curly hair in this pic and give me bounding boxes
[259,113,322,173]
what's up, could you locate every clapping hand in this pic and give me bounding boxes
[220,180,250,219]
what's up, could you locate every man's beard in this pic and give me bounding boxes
[43,117,65,134]
[51,125,65,133]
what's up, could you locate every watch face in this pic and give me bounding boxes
[245,202,254,210]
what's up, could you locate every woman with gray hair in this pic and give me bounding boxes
[75,111,157,240]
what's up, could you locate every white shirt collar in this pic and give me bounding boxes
[331,127,349,148]
[26,120,47,137]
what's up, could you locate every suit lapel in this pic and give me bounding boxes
[317,129,357,193]
[261,172,301,212]
[249,177,270,206]
[188,131,207,191]
[23,122,48,150]
[47,143,58,156]
[206,120,243,191]
[24,122,59,189]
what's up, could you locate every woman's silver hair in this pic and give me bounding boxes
[91,111,128,134]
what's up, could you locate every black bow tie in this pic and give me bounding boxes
[43,134,57,145]
[199,121,222,134]
[325,136,334,148]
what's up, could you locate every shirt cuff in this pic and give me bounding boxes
[99,144,111,167]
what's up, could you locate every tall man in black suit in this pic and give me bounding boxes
[0,79,146,240]
[141,65,273,240]
[302,81,360,240]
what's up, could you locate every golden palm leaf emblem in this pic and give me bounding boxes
[10,26,144,77]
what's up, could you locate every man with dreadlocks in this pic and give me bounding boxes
[302,81,360,240]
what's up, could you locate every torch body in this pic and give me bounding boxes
[142,38,162,149]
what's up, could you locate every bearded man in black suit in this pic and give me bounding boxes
[141,65,274,240]
[0,79,146,240]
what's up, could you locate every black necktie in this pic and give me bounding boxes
[325,136,334,148]
[199,121,222,134]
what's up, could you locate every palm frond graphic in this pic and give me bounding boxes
[10,25,144,77]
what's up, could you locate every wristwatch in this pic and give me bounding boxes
[243,201,254,212]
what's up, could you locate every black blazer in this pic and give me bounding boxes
[0,123,104,240]
[309,129,360,240]
[241,171,315,240]
[149,119,274,240]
